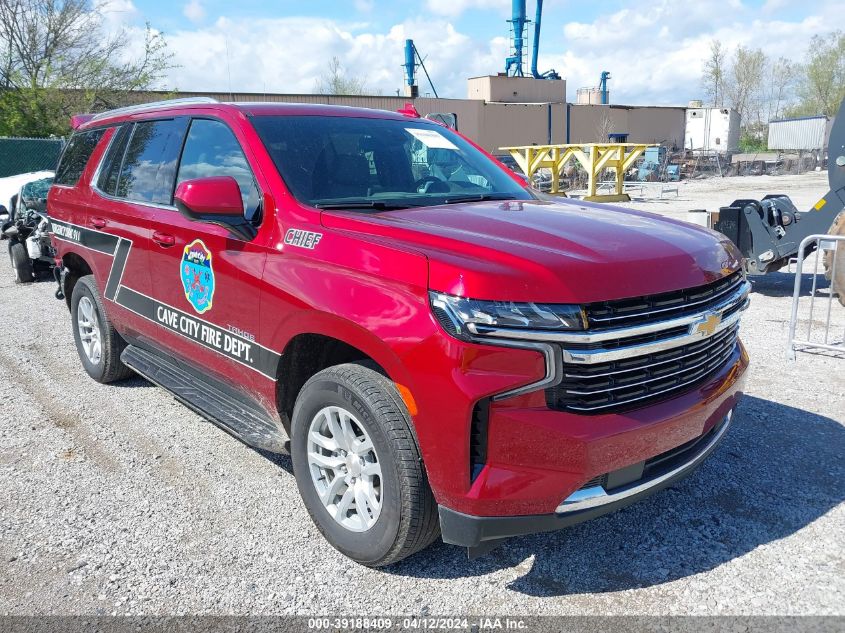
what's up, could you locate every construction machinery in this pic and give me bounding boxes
[714,98,844,303]
[505,0,560,80]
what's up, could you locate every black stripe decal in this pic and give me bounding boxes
[114,286,281,379]
[52,218,281,380]
[49,219,119,255]
[104,238,131,301]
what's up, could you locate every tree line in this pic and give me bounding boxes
[0,0,173,137]
[701,31,845,149]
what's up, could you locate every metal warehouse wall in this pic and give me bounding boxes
[568,105,686,148]
[101,90,688,153]
[116,90,567,152]
[768,116,829,151]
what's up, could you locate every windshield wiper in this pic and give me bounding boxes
[441,193,519,205]
[314,201,412,211]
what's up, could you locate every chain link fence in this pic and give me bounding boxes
[0,137,65,178]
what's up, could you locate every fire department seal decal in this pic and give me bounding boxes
[180,239,215,314]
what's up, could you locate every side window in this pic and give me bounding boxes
[96,125,132,195]
[54,129,106,186]
[177,119,260,220]
[116,119,186,204]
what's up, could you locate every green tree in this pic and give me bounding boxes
[0,0,173,137]
[788,31,845,117]
[765,57,797,121]
[314,56,369,96]
[724,45,767,123]
[702,39,726,107]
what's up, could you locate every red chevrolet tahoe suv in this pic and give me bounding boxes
[48,98,749,566]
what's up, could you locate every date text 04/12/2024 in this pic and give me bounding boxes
[306,617,528,630]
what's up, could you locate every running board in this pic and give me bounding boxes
[121,345,288,453]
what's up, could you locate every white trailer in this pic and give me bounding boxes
[685,107,741,153]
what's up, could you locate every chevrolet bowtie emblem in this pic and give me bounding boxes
[692,313,721,337]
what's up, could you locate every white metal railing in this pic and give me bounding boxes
[787,234,845,360]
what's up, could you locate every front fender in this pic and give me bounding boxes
[273,308,421,397]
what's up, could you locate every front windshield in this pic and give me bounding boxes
[250,115,533,210]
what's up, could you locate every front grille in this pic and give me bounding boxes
[577,474,606,491]
[585,272,743,330]
[546,323,740,414]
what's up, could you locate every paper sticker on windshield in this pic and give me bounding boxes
[406,128,458,150]
[181,239,215,314]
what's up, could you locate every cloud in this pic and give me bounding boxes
[550,0,842,105]
[144,16,506,97]
[183,0,206,24]
[425,0,509,18]
[107,1,842,107]
[95,0,139,32]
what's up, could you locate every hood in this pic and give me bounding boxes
[321,198,742,304]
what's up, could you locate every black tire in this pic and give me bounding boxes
[10,241,34,283]
[70,275,133,383]
[290,363,439,567]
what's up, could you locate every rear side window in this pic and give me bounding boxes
[54,129,105,186]
[115,119,187,204]
[96,125,132,195]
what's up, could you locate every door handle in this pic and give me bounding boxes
[152,231,176,247]
[90,217,107,229]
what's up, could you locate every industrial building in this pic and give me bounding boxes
[116,83,692,154]
[69,0,731,157]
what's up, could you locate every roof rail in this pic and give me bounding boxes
[89,97,219,122]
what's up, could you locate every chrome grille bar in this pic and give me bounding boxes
[552,339,738,413]
[563,324,738,379]
[562,330,738,396]
[562,296,746,365]
[587,273,745,326]
[469,280,750,350]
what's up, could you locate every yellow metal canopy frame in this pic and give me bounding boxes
[500,143,654,202]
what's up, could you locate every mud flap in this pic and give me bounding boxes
[467,538,507,560]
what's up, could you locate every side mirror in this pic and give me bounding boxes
[174,176,244,221]
[425,112,458,130]
[0,205,8,223]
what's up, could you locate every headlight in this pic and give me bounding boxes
[430,291,585,341]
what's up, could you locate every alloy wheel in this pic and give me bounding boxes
[307,405,382,532]
[77,296,102,365]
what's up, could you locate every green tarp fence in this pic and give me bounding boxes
[0,137,65,178]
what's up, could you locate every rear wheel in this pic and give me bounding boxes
[70,275,133,383]
[824,211,845,306]
[290,363,439,567]
[10,241,34,283]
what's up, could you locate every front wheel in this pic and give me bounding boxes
[291,363,439,566]
[10,241,34,283]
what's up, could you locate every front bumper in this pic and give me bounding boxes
[440,408,735,553]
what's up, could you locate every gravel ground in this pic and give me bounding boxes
[1,173,843,616]
[603,171,830,223]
